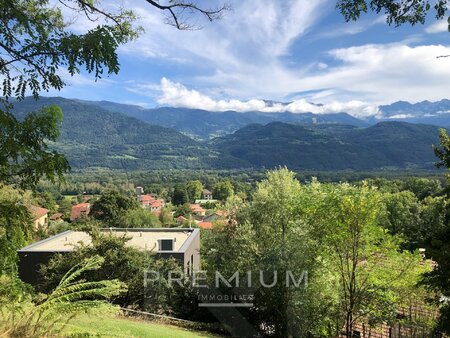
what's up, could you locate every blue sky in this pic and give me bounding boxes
[51,0,450,117]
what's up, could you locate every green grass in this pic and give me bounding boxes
[63,314,217,338]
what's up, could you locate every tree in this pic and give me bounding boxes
[174,203,192,218]
[33,191,57,213]
[159,207,174,227]
[119,208,161,228]
[0,105,69,189]
[434,128,450,168]
[172,184,188,206]
[185,180,203,202]
[421,214,450,333]
[380,190,419,239]
[203,169,340,337]
[337,0,450,30]
[317,183,420,337]
[2,255,125,338]
[57,197,73,216]
[204,170,434,337]
[414,128,450,333]
[90,190,139,225]
[0,185,33,273]
[403,178,442,200]
[0,0,227,189]
[213,180,234,202]
[245,169,336,336]
[381,192,447,251]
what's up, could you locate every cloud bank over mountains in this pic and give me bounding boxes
[157,78,380,118]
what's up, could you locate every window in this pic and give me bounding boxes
[159,239,173,251]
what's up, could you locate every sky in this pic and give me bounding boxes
[50,0,450,117]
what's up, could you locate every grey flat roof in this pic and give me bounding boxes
[18,228,199,254]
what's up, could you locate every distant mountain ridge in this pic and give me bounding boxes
[378,99,450,126]
[9,96,447,171]
[85,100,368,139]
[84,98,450,140]
[379,99,450,116]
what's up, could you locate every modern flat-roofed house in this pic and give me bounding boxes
[18,228,200,285]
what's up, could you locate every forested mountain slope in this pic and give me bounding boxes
[211,122,443,170]
[11,97,232,169]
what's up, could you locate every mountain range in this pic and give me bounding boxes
[82,100,369,140]
[9,96,448,171]
[85,98,450,140]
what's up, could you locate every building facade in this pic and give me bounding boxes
[18,228,200,285]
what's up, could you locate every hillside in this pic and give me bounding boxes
[11,97,228,170]
[211,121,443,170]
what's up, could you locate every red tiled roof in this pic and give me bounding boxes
[29,205,49,219]
[141,194,155,203]
[70,203,90,221]
[198,221,213,229]
[150,200,163,208]
[190,204,205,212]
[50,213,63,220]
[176,216,188,222]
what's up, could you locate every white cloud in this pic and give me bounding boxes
[118,0,330,98]
[50,0,450,108]
[425,21,448,34]
[388,114,415,119]
[123,0,328,63]
[313,15,386,39]
[157,77,380,117]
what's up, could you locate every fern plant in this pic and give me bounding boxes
[1,255,126,337]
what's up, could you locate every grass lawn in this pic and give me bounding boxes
[63,314,217,338]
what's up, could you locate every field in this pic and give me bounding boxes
[63,314,218,338]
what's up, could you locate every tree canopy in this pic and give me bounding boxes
[0,105,69,188]
[90,190,139,225]
[337,0,450,30]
